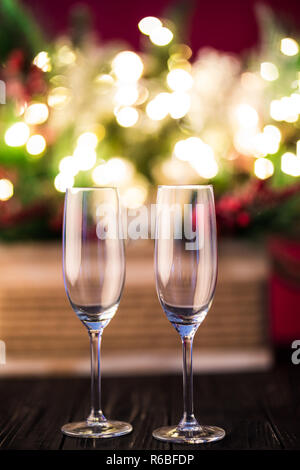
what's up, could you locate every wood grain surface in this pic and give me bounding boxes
[0,363,299,450]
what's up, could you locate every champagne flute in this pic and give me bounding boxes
[61,187,132,438]
[153,185,225,444]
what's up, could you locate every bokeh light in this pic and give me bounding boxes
[234,104,259,128]
[24,103,49,125]
[138,17,162,36]
[116,107,139,127]
[73,147,97,171]
[260,62,279,81]
[5,123,30,147]
[54,173,74,192]
[149,27,173,46]
[0,179,14,201]
[254,157,274,179]
[280,37,299,56]
[169,92,191,119]
[146,93,170,120]
[56,45,76,66]
[33,51,51,72]
[167,69,193,92]
[47,87,70,108]
[121,185,148,209]
[281,152,300,176]
[59,156,79,176]
[114,84,139,106]
[92,158,134,186]
[112,51,143,82]
[26,135,46,155]
[77,132,98,149]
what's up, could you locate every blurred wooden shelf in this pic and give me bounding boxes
[0,239,272,374]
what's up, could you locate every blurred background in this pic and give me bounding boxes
[0,0,300,375]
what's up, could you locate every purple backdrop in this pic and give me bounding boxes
[22,0,300,54]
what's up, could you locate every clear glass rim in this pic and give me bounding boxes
[66,186,117,192]
[158,184,213,189]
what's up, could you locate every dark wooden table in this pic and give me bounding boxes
[0,364,299,450]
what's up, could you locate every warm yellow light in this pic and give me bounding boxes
[26,134,46,155]
[146,93,170,120]
[135,85,149,105]
[270,99,284,121]
[92,162,111,186]
[112,51,143,82]
[4,122,30,147]
[116,107,139,127]
[174,137,204,161]
[169,92,191,119]
[107,158,134,184]
[0,179,14,201]
[95,74,114,87]
[138,16,162,36]
[233,130,255,156]
[59,156,79,176]
[234,123,281,158]
[270,96,299,122]
[253,126,281,157]
[47,87,70,108]
[235,104,259,128]
[92,158,134,186]
[280,37,299,56]
[281,152,300,176]
[167,69,193,92]
[174,137,218,178]
[190,154,219,179]
[114,84,139,106]
[33,51,51,72]
[241,72,262,90]
[73,147,97,171]
[254,158,274,179]
[263,125,281,143]
[24,103,49,125]
[77,132,98,149]
[121,185,148,209]
[149,26,173,46]
[54,173,74,192]
[57,45,76,66]
[260,62,279,81]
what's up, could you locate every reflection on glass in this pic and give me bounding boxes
[61,187,132,438]
[153,185,225,444]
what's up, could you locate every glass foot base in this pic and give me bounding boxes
[152,425,225,444]
[61,420,132,439]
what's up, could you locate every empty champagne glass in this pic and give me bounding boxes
[61,187,132,438]
[153,185,225,444]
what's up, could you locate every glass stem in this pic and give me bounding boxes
[87,330,107,425]
[179,334,199,429]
